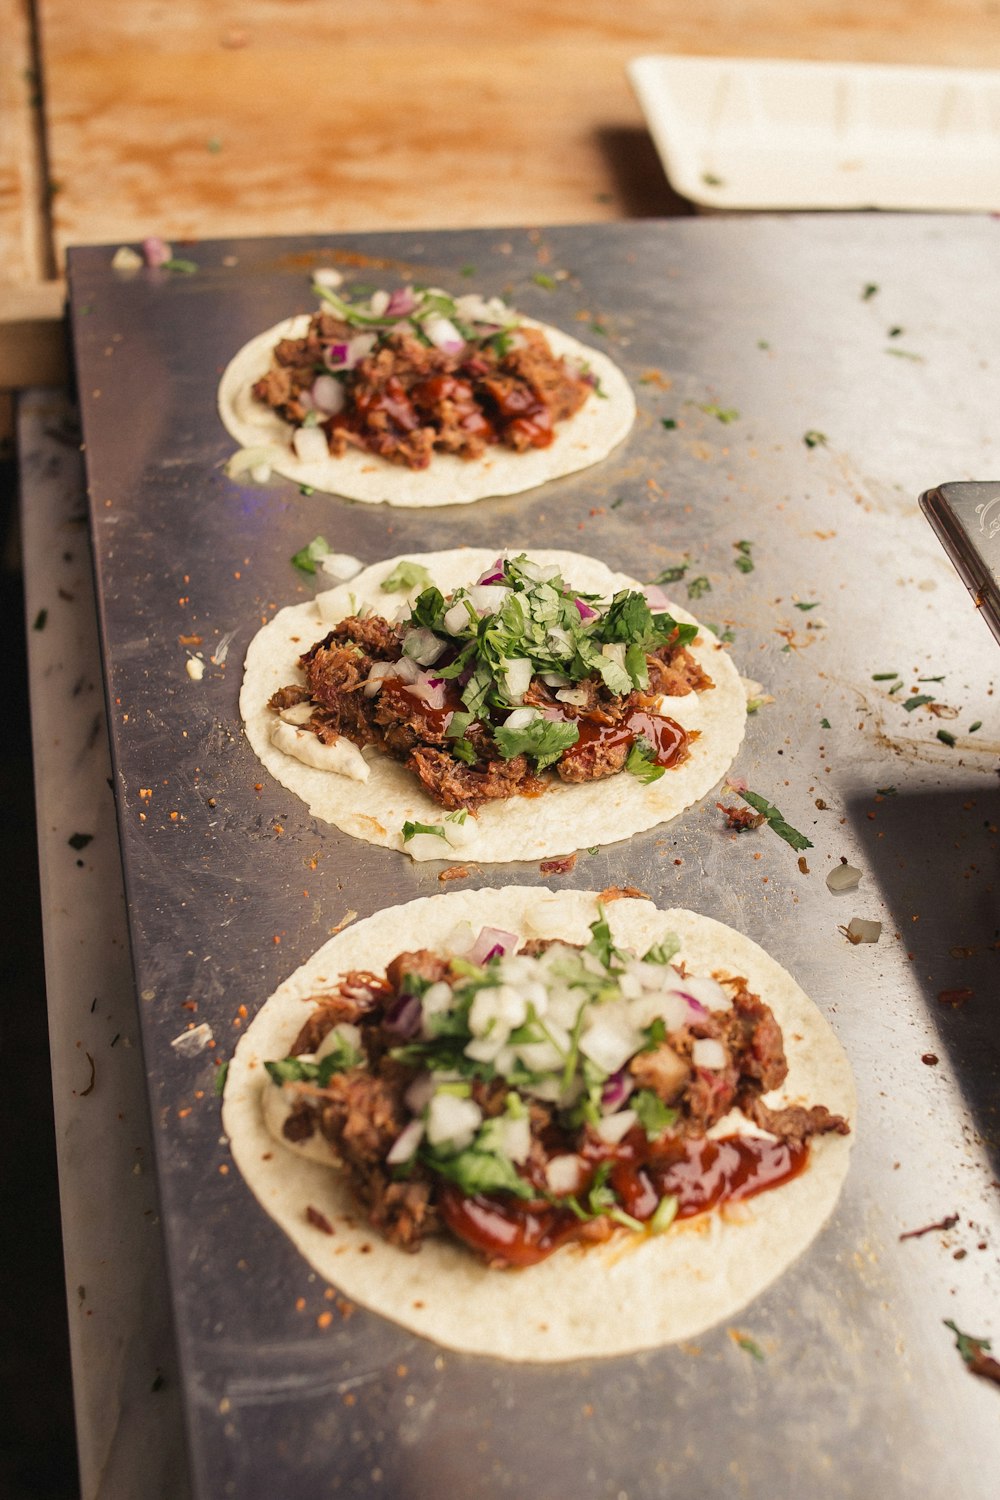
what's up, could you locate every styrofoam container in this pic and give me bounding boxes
[628,55,1000,211]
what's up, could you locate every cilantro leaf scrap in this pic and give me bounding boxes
[729,786,813,851]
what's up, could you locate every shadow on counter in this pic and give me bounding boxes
[845,781,1000,1176]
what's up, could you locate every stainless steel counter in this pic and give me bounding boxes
[47,216,1000,1497]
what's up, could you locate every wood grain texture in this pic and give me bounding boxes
[0,0,48,294]
[35,2,1000,261]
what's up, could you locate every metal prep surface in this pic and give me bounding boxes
[66,218,1000,1499]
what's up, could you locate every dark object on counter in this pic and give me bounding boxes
[920,481,1000,646]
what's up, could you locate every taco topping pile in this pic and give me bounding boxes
[263,911,849,1267]
[251,283,593,470]
[267,554,712,819]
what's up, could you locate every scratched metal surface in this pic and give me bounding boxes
[66,219,1000,1500]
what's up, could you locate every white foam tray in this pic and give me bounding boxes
[628,54,1000,211]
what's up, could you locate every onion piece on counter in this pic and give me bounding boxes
[844,917,882,945]
[826,863,862,893]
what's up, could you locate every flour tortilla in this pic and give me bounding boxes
[240,548,747,863]
[222,888,855,1361]
[217,315,636,505]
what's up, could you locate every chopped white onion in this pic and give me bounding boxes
[386,1119,425,1165]
[501,1114,532,1165]
[363,661,395,697]
[545,1154,586,1195]
[594,1108,638,1144]
[468,584,511,616]
[424,315,465,352]
[691,1037,727,1070]
[426,1092,482,1150]
[402,627,445,666]
[368,289,390,317]
[224,445,283,479]
[315,1022,362,1061]
[579,1002,643,1075]
[311,375,346,414]
[503,706,539,731]
[518,560,561,583]
[503,657,533,702]
[318,551,364,582]
[555,685,590,707]
[827,863,862,893]
[845,917,882,945]
[313,266,343,289]
[279,701,314,726]
[407,673,447,710]
[292,425,330,464]
[444,600,473,634]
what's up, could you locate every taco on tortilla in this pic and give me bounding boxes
[217,279,635,505]
[240,549,747,862]
[222,888,854,1360]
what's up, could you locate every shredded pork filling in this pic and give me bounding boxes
[252,313,591,470]
[264,924,850,1265]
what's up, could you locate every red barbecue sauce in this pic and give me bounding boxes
[437,1128,809,1267]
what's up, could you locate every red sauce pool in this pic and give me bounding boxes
[437,1130,809,1267]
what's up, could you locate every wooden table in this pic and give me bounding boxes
[4,0,1000,406]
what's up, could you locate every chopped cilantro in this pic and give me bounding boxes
[794,601,820,611]
[424,1144,534,1199]
[401,819,447,842]
[944,1319,993,1368]
[265,1040,362,1085]
[532,272,557,290]
[735,1333,766,1362]
[587,845,599,854]
[862,283,879,300]
[733,540,754,574]
[917,675,945,682]
[493,716,579,770]
[705,622,736,643]
[299,484,315,496]
[936,729,956,747]
[687,575,711,600]
[642,934,681,965]
[729,786,813,851]
[632,1089,678,1139]
[450,739,477,763]
[888,681,903,695]
[650,562,688,585]
[969,720,982,733]
[660,418,678,431]
[700,403,739,424]
[381,559,433,593]
[702,172,724,187]
[885,347,924,362]
[872,672,899,682]
[650,1194,679,1233]
[589,321,608,336]
[757,339,770,350]
[803,430,827,448]
[290,535,329,574]
[888,325,903,338]
[460,264,476,277]
[625,735,666,784]
[585,907,624,970]
[213,1061,229,1096]
[610,496,626,509]
[162,258,198,274]
[820,717,831,729]
[903,695,935,712]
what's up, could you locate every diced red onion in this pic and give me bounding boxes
[407,673,447,710]
[476,560,506,586]
[679,992,710,1021]
[387,286,418,316]
[642,584,673,611]
[383,991,423,1038]
[467,926,517,965]
[142,236,171,268]
[323,342,350,369]
[600,1069,634,1112]
[574,597,598,621]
